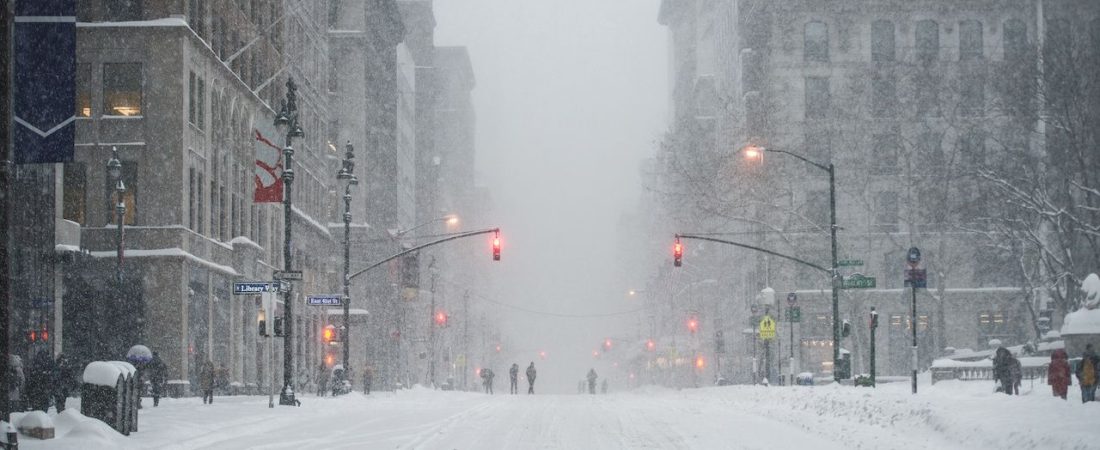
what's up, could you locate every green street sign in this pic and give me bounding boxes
[786,307,802,322]
[837,259,864,267]
[842,274,877,289]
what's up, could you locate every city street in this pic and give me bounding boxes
[21,378,1097,449]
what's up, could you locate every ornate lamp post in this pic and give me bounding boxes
[274,78,304,406]
[106,146,125,284]
[336,141,357,384]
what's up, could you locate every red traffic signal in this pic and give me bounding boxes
[492,232,501,261]
[435,311,448,326]
[673,238,683,267]
[687,317,699,334]
[322,325,338,343]
[603,338,612,351]
[646,339,656,351]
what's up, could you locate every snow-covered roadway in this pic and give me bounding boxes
[21,379,1100,449]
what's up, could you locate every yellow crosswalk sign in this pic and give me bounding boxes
[759,315,777,340]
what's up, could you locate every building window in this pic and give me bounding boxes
[915,20,939,63]
[871,133,901,175]
[804,21,829,62]
[871,20,895,62]
[188,73,196,124]
[197,171,205,235]
[76,64,91,117]
[103,63,142,116]
[959,20,984,61]
[105,161,137,225]
[63,162,87,225]
[977,312,1007,336]
[871,74,897,118]
[874,191,899,230]
[1003,19,1028,61]
[105,0,142,21]
[189,167,197,231]
[805,77,829,119]
[960,74,985,117]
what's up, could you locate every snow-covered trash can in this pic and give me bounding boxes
[81,361,139,436]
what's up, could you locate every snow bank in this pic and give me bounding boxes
[1060,307,1100,335]
[17,411,52,430]
[82,361,136,387]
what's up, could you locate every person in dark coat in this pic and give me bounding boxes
[53,353,75,412]
[317,364,330,397]
[992,347,1015,395]
[1075,344,1100,403]
[526,362,537,394]
[509,363,519,394]
[362,366,373,395]
[481,368,495,394]
[200,360,215,404]
[1048,349,1071,400]
[147,352,168,407]
[586,368,598,395]
[26,351,56,412]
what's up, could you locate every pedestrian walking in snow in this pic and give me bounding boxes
[587,368,598,395]
[147,352,168,407]
[1075,344,1100,403]
[526,362,537,394]
[992,347,1015,395]
[27,351,55,412]
[1048,349,1071,400]
[317,364,330,397]
[8,355,23,412]
[362,366,373,395]
[200,360,216,404]
[53,353,75,412]
[481,368,495,394]
[509,363,519,394]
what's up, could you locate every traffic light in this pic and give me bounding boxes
[695,355,705,369]
[687,317,699,334]
[435,311,448,327]
[673,238,683,267]
[492,232,501,261]
[603,338,612,351]
[323,325,338,344]
[646,339,656,351]
[273,317,285,337]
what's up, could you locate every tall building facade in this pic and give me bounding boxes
[650,0,1100,383]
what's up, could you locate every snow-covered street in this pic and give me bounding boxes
[19,378,1100,450]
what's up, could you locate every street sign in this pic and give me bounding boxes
[274,270,303,281]
[786,306,802,322]
[837,259,864,267]
[233,282,282,295]
[906,247,922,266]
[307,295,342,306]
[759,315,777,340]
[786,292,797,306]
[904,269,928,289]
[842,274,877,289]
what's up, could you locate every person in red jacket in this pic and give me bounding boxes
[1048,349,1072,400]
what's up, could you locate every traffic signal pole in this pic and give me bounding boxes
[347,228,501,282]
[0,0,12,426]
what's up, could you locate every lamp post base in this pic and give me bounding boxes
[279,387,298,406]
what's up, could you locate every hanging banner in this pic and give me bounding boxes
[253,127,283,202]
[13,0,76,164]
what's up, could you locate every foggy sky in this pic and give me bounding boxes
[434,0,667,392]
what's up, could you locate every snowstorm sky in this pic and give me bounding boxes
[434,0,667,391]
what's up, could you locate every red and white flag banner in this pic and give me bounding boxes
[254,128,283,203]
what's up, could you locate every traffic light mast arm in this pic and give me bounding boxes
[675,233,831,274]
[348,227,501,281]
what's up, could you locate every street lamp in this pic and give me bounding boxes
[389,214,459,240]
[337,140,357,389]
[744,145,841,382]
[106,146,125,284]
[274,78,305,406]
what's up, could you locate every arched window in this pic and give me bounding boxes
[871,20,895,62]
[1003,19,1028,61]
[959,20,984,61]
[915,20,939,62]
[804,21,829,62]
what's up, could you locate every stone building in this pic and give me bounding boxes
[63,0,338,395]
[651,0,1100,382]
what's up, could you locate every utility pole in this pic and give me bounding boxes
[428,267,436,388]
